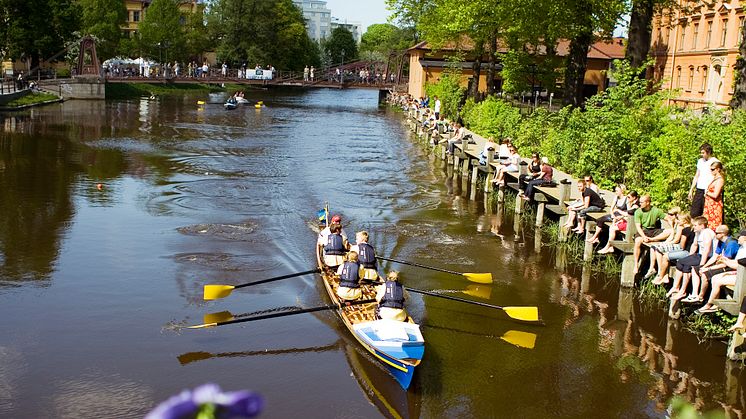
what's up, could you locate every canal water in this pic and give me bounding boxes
[0,89,742,418]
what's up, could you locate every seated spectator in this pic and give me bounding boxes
[523,157,553,202]
[445,122,465,154]
[498,138,511,158]
[641,207,680,280]
[478,138,499,165]
[519,153,542,191]
[563,179,606,234]
[686,224,741,303]
[597,191,640,254]
[632,195,668,274]
[587,184,629,244]
[491,144,520,186]
[651,213,694,285]
[667,216,715,301]
[696,230,746,313]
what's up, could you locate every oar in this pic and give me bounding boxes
[378,256,493,284]
[203,268,321,300]
[187,299,376,329]
[404,286,539,323]
[501,330,537,349]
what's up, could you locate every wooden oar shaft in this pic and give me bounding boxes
[234,268,320,289]
[403,287,505,311]
[194,299,376,328]
[378,256,462,276]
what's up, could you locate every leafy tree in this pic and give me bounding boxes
[732,22,746,109]
[324,27,358,65]
[138,0,185,62]
[360,23,414,60]
[79,0,127,60]
[385,0,433,42]
[207,0,317,71]
[0,0,80,69]
[183,6,211,61]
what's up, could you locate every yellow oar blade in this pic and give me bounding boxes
[500,330,537,349]
[502,306,539,322]
[203,311,234,324]
[203,285,236,300]
[462,285,492,300]
[187,322,218,329]
[463,272,493,284]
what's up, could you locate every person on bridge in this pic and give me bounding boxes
[310,66,315,82]
[336,251,362,301]
[303,66,309,82]
[221,62,227,77]
[375,271,408,321]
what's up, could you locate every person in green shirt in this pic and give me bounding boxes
[633,194,668,274]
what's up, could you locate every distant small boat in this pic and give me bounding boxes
[235,97,249,105]
[224,98,238,110]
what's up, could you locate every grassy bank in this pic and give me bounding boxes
[1,92,60,109]
[105,82,225,100]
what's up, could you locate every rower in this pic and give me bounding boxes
[350,231,378,281]
[322,223,347,268]
[375,271,408,321]
[336,251,362,301]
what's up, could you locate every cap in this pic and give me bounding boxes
[331,214,342,223]
[738,229,746,238]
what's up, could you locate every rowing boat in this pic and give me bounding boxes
[316,224,424,390]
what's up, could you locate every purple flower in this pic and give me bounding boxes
[146,384,263,419]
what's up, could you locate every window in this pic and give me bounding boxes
[688,67,694,90]
[679,24,686,49]
[706,20,713,47]
[739,18,745,44]
[721,19,728,47]
[133,10,140,22]
[676,66,682,88]
[693,23,699,49]
[701,66,708,91]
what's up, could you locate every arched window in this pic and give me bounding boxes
[701,66,708,92]
[676,66,682,88]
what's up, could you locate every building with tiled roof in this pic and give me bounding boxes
[406,37,626,100]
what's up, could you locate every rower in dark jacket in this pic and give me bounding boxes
[376,271,408,321]
[350,231,379,281]
[322,223,347,268]
[336,251,363,301]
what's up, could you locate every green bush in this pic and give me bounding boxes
[425,72,464,120]
[425,59,746,227]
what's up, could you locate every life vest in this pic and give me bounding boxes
[324,233,345,255]
[339,261,360,288]
[380,281,405,309]
[357,243,377,268]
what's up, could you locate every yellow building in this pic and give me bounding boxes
[406,38,626,100]
[122,0,204,39]
[650,0,745,108]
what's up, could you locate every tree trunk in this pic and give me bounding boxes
[486,33,498,96]
[563,30,593,107]
[625,0,654,72]
[469,42,484,100]
[731,24,746,109]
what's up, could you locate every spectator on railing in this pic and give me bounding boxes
[688,143,719,217]
[303,65,309,82]
[651,213,694,285]
[666,216,715,301]
[519,152,542,191]
[586,184,629,244]
[433,95,441,119]
[641,207,681,279]
[478,138,499,165]
[597,191,640,254]
[491,143,521,187]
[222,62,227,77]
[686,224,741,304]
[563,179,606,234]
[201,62,209,78]
[445,122,465,154]
[631,195,668,273]
[522,157,554,202]
[310,66,315,82]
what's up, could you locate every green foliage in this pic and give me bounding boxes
[424,72,464,119]
[324,27,358,65]
[183,7,212,61]
[2,92,59,108]
[104,82,223,100]
[669,396,727,419]
[79,0,127,60]
[138,0,185,62]
[360,23,414,61]
[461,96,520,140]
[208,0,317,71]
[432,58,746,227]
[0,0,80,65]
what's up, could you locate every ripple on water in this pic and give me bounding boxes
[171,252,279,272]
[52,373,153,419]
[82,137,158,153]
[177,222,259,241]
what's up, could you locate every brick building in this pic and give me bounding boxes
[650,0,745,108]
